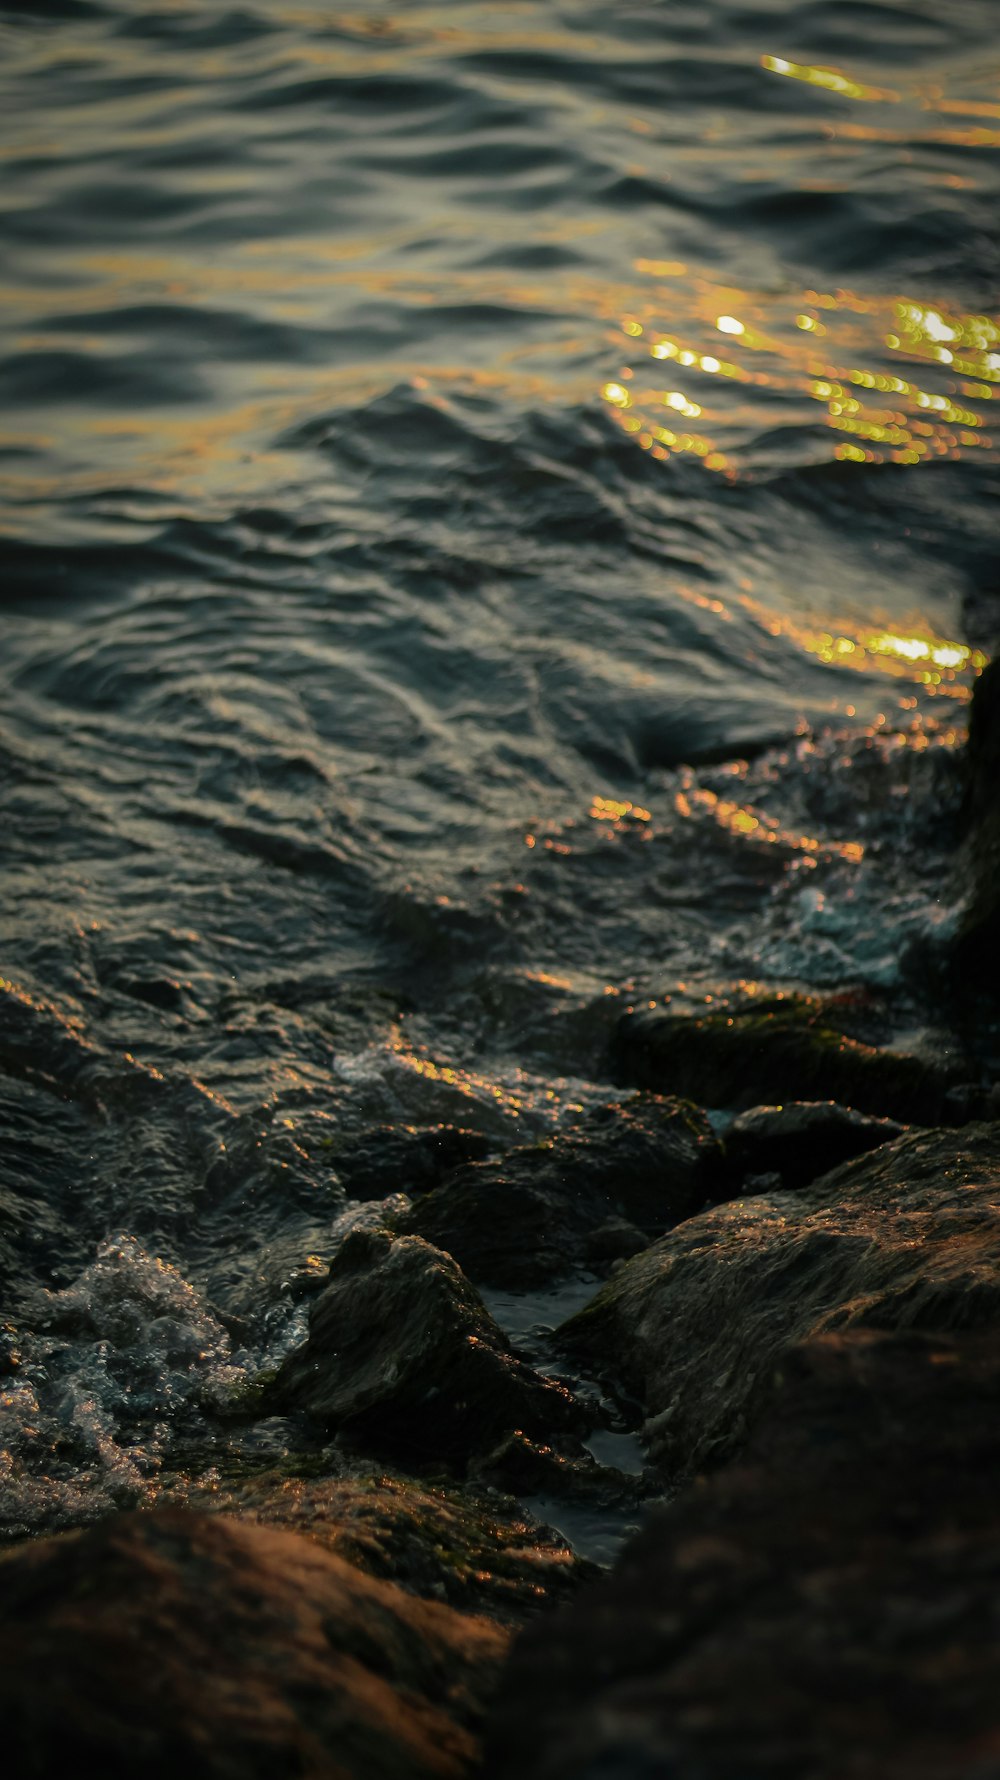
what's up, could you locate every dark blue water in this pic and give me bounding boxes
[1,0,998,1537]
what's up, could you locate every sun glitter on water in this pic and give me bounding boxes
[603,276,997,475]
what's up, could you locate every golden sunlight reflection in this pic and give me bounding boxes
[674,778,866,864]
[605,271,998,475]
[589,795,651,824]
[390,1037,526,1116]
[760,55,899,105]
[668,583,986,708]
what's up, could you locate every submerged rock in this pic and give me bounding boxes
[612,993,965,1124]
[717,1099,904,1193]
[182,1464,594,1626]
[395,1095,717,1288]
[0,1508,505,1780]
[487,1327,1000,1780]
[560,1122,1000,1473]
[271,1229,585,1463]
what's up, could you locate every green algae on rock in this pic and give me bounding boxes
[0,1508,506,1780]
[612,992,967,1123]
[559,1122,1000,1475]
[395,1095,718,1288]
[270,1228,586,1463]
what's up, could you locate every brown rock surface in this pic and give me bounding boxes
[560,1121,1000,1472]
[0,1507,506,1780]
[487,1328,1000,1780]
[181,1466,593,1626]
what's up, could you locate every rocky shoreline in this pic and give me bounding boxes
[3,667,999,1778]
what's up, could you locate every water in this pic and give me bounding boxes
[1,0,998,1543]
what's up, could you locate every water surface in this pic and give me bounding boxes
[1,0,998,1540]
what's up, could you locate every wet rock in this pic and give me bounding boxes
[395,1096,717,1288]
[331,1122,493,1200]
[184,1464,593,1626]
[953,657,1000,994]
[717,1099,904,1193]
[271,1229,585,1463]
[472,1431,651,1516]
[0,1507,505,1780]
[560,1121,1000,1474]
[580,1216,649,1264]
[612,993,965,1123]
[487,1327,1000,1780]
[202,1103,347,1219]
[0,1321,20,1375]
[118,974,187,1013]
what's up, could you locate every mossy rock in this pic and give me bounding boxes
[611,993,965,1123]
[395,1095,718,1289]
[0,1509,505,1779]
[559,1122,1000,1478]
[268,1229,586,1465]
[179,1463,595,1626]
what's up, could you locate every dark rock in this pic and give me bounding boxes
[960,576,1000,654]
[0,1321,20,1375]
[270,1229,585,1463]
[181,1465,592,1626]
[580,1216,649,1264]
[118,975,186,1013]
[472,1432,652,1517]
[331,1123,494,1200]
[560,1121,1000,1474]
[964,658,1000,823]
[612,993,965,1123]
[487,1327,1000,1780]
[0,1507,505,1780]
[395,1096,717,1288]
[718,1099,904,1193]
[953,657,1000,994]
[741,1169,782,1193]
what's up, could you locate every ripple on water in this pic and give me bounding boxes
[0,0,996,1541]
